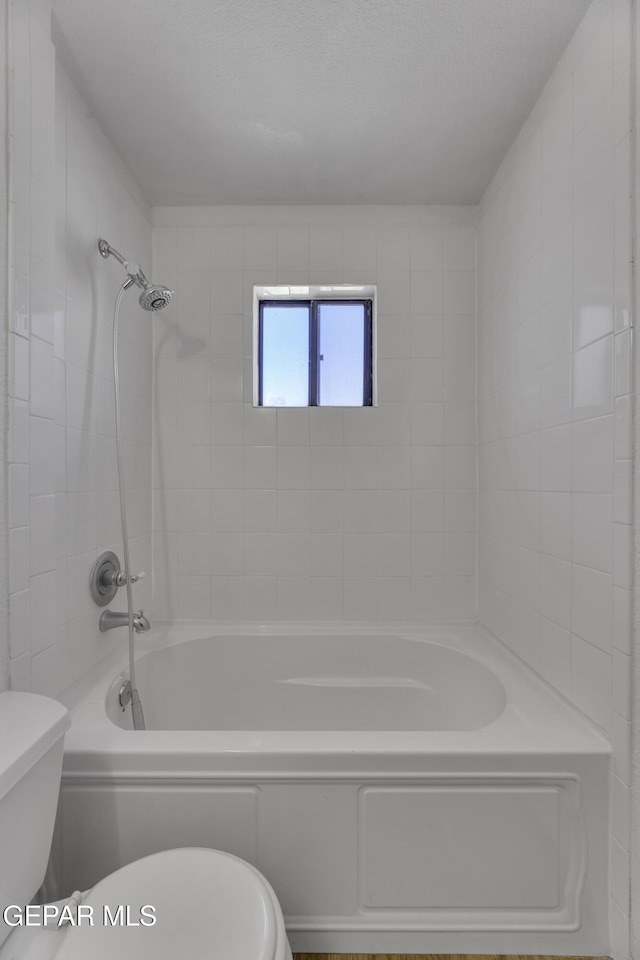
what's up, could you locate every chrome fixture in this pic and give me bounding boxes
[117,679,144,728]
[100,609,151,634]
[98,239,173,312]
[89,550,146,607]
[119,680,132,711]
[100,237,170,730]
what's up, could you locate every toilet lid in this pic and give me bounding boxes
[54,848,279,960]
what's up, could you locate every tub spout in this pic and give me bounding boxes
[99,609,151,633]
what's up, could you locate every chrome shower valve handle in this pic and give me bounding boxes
[113,570,147,587]
[89,552,147,606]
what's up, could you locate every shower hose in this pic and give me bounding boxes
[113,279,145,730]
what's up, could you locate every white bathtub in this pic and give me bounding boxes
[57,622,610,955]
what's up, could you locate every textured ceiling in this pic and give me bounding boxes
[51,0,590,205]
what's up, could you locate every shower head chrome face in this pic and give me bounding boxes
[139,284,173,312]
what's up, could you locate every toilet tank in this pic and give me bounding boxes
[0,692,70,948]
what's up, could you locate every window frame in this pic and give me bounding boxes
[258,298,373,407]
[254,283,378,410]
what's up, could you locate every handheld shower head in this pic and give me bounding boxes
[139,284,173,312]
[99,239,173,312]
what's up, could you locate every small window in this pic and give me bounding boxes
[256,294,374,407]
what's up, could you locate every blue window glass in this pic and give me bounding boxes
[318,302,366,406]
[258,299,372,407]
[260,304,309,406]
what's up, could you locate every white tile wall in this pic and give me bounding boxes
[633,3,640,956]
[0,3,7,692]
[152,207,477,621]
[6,0,153,694]
[8,0,57,693]
[53,64,153,691]
[477,1,632,955]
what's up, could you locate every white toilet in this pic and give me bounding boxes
[0,692,293,960]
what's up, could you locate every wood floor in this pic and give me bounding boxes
[292,955,610,960]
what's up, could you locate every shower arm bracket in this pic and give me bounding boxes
[99,238,125,265]
[99,239,147,289]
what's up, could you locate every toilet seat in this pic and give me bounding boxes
[53,848,288,960]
